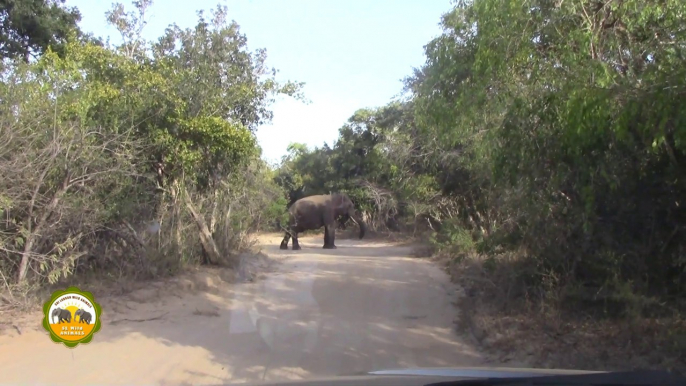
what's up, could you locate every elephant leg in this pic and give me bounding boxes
[279,231,290,250]
[292,231,301,250]
[323,224,337,249]
[329,224,337,248]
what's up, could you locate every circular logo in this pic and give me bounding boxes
[42,286,102,348]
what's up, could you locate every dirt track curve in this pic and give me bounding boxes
[0,234,489,385]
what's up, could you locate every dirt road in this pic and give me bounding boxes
[0,234,487,385]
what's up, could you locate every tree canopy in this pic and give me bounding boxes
[0,0,84,61]
[274,0,686,314]
[1,2,684,362]
[0,0,303,285]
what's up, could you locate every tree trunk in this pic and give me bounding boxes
[182,188,222,265]
[17,171,70,284]
[170,182,183,248]
[209,188,219,235]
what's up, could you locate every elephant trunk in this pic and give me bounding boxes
[348,210,366,239]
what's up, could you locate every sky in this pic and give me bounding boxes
[64,0,451,165]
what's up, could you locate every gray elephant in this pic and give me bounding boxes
[337,213,351,230]
[75,308,92,324]
[51,307,72,324]
[280,193,366,250]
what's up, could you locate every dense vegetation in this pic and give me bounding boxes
[0,0,300,292]
[275,0,686,321]
[1,0,684,364]
[0,0,87,61]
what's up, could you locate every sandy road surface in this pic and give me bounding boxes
[0,234,487,385]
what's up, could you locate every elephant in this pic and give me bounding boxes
[75,309,92,324]
[280,193,366,250]
[337,213,351,230]
[51,308,71,324]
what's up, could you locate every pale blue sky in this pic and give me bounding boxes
[64,0,451,164]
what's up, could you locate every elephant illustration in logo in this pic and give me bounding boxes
[51,307,72,324]
[75,309,92,325]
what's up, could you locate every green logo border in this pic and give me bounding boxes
[42,286,102,348]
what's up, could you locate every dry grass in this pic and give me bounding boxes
[447,252,686,374]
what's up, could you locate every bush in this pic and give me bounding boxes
[0,1,300,297]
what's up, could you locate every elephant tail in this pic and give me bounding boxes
[279,223,295,238]
[280,211,300,238]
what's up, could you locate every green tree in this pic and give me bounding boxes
[278,0,686,311]
[151,4,305,132]
[2,0,302,286]
[407,0,686,304]
[0,0,82,61]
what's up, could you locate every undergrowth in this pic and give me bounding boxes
[430,222,686,373]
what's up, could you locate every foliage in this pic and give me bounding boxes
[275,0,686,316]
[0,51,153,286]
[0,0,83,62]
[2,0,685,327]
[151,4,305,131]
[0,0,298,290]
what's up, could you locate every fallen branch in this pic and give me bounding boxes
[109,312,169,325]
